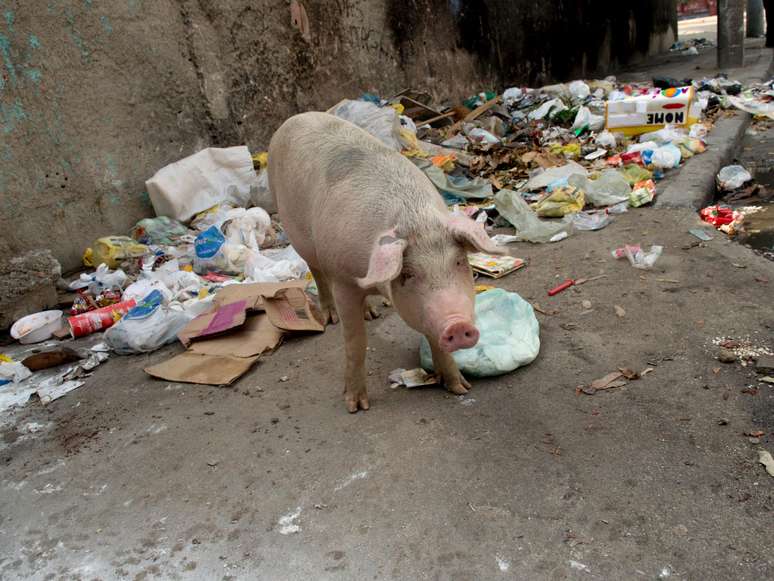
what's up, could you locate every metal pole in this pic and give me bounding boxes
[746,0,764,36]
[718,0,745,68]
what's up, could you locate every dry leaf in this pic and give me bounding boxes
[614,305,626,318]
[619,367,640,380]
[590,371,625,390]
[745,430,765,437]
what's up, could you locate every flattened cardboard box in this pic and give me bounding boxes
[145,282,323,386]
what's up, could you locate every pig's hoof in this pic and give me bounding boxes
[344,390,370,413]
[445,374,471,395]
[364,304,380,321]
[322,306,339,325]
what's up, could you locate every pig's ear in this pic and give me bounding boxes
[446,216,507,255]
[356,230,407,289]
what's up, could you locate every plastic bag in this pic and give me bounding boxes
[502,87,524,107]
[330,99,403,151]
[568,171,630,207]
[494,189,572,243]
[250,169,276,213]
[466,127,500,146]
[528,98,567,121]
[416,161,493,200]
[638,125,686,144]
[193,226,255,275]
[716,165,752,191]
[244,245,308,282]
[145,146,258,222]
[595,130,617,148]
[105,290,194,354]
[131,217,188,245]
[222,207,272,250]
[525,161,587,191]
[419,289,540,378]
[568,80,591,100]
[0,358,32,384]
[620,164,653,186]
[69,263,128,295]
[122,278,174,304]
[572,211,612,231]
[531,186,585,217]
[649,143,682,169]
[571,106,604,132]
[612,244,663,269]
[83,236,148,268]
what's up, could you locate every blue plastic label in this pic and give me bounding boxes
[195,226,225,259]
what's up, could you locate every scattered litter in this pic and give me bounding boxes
[468,253,525,278]
[388,368,439,389]
[277,507,302,535]
[688,228,713,241]
[611,244,663,269]
[496,556,510,572]
[10,311,65,344]
[614,305,626,318]
[569,560,590,572]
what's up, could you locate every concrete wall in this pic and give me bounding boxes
[0,0,676,273]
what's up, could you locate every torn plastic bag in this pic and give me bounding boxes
[525,161,587,191]
[244,245,308,282]
[568,171,630,207]
[131,217,188,245]
[146,146,258,222]
[649,143,682,169]
[716,165,752,191]
[572,211,612,231]
[571,106,604,132]
[494,189,572,243]
[415,160,493,200]
[595,130,617,148]
[528,98,567,121]
[105,290,195,354]
[568,80,591,101]
[419,289,540,378]
[330,99,403,151]
[193,226,255,275]
[69,264,128,295]
[222,207,272,250]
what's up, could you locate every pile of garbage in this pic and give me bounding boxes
[3,73,767,406]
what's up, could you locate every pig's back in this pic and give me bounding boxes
[268,112,445,277]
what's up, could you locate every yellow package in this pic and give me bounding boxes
[531,186,585,217]
[251,151,269,169]
[548,142,581,159]
[83,236,149,268]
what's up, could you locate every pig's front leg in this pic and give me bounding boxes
[333,282,371,413]
[427,337,471,395]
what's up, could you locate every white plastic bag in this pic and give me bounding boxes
[568,80,591,100]
[502,87,524,107]
[529,98,567,121]
[222,207,272,250]
[419,289,540,377]
[717,165,752,191]
[330,100,403,151]
[69,264,128,295]
[244,245,308,282]
[105,290,194,354]
[650,143,682,169]
[146,146,259,222]
[571,106,604,131]
[0,361,32,384]
[525,161,587,191]
[595,130,617,148]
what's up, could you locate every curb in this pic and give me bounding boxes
[654,110,752,210]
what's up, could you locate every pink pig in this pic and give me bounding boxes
[268,112,505,412]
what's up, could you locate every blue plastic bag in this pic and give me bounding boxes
[419,289,540,378]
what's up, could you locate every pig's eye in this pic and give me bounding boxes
[456,258,466,268]
[399,271,413,285]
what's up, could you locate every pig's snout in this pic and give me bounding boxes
[439,321,479,352]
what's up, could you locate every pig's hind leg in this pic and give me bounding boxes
[426,337,471,395]
[310,267,339,325]
[333,282,371,413]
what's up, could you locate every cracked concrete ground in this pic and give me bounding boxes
[1,204,773,580]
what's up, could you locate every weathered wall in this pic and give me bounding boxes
[0,0,676,272]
